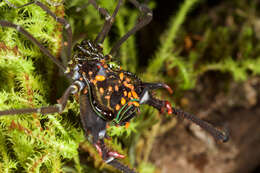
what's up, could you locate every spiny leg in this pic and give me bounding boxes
[33,1,73,59]
[0,84,77,116]
[89,0,123,44]
[96,139,137,173]
[108,160,137,173]
[140,83,229,142]
[171,107,229,142]
[142,82,173,94]
[95,138,125,161]
[109,0,153,56]
[0,20,66,72]
[4,0,34,8]
[3,0,73,66]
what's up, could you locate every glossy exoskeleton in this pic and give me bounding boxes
[66,39,229,164]
[0,0,229,173]
[70,40,174,143]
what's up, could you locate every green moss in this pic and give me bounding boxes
[1,0,260,172]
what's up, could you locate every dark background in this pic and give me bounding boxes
[135,0,260,173]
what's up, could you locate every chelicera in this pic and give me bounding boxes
[0,0,229,173]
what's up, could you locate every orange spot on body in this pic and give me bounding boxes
[119,73,124,80]
[131,91,139,99]
[91,79,97,85]
[128,101,139,107]
[128,92,132,98]
[123,81,134,90]
[105,95,110,100]
[83,88,88,94]
[121,97,126,105]
[115,104,120,111]
[132,101,139,107]
[96,75,106,81]
[125,122,130,128]
[79,77,83,81]
[124,91,127,97]
[108,86,113,92]
[88,71,93,76]
[99,87,104,94]
[115,85,119,91]
[125,77,130,82]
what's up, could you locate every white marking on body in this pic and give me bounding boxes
[98,130,106,139]
[72,71,80,80]
[140,90,149,104]
[71,85,78,94]
[105,157,114,164]
[74,81,85,92]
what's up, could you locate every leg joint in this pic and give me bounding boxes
[16,25,21,31]
[65,23,70,29]
[72,81,85,93]
[105,15,112,22]
[105,157,115,163]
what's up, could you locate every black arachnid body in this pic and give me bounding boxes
[0,0,229,173]
[70,39,174,144]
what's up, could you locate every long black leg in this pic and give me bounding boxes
[0,20,66,72]
[3,0,34,8]
[139,82,229,143]
[171,107,229,142]
[89,0,123,44]
[144,95,229,142]
[142,82,173,94]
[0,84,77,116]
[98,139,137,173]
[33,1,73,59]
[3,0,73,65]
[109,0,153,56]
[108,160,137,173]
